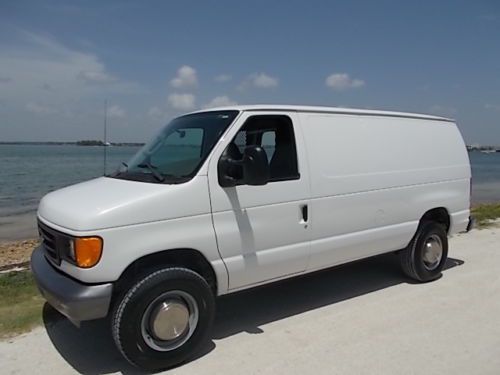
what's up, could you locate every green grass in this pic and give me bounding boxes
[472,203,500,229]
[0,270,44,338]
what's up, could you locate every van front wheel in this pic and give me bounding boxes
[111,267,215,371]
[400,221,448,282]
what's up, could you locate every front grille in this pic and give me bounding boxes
[38,220,62,265]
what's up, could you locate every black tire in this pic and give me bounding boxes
[400,221,448,282]
[111,267,215,371]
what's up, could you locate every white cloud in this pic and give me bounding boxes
[239,72,278,90]
[0,31,142,109]
[170,65,198,89]
[167,93,196,110]
[203,95,237,109]
[214,74,232,83]
[107,104,125,118]
[325,73,365,90]
[0,30,150,141]
[25,102,56,115]
[252,73,278,88]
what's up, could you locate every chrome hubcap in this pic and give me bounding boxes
[422,234,443,271]
[151,301,190,341]
[141,290,199,351]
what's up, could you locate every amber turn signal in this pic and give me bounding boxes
[74,237,103,268]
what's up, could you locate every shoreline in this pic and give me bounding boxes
[0,212,39,243]
[0,142,144,146]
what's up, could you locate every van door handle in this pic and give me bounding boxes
[301,204,308,222]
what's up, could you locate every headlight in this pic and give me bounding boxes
[63,236,103,268]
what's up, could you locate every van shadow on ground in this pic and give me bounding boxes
[43,254,464,374]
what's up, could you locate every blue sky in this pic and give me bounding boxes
[0,0,499,143]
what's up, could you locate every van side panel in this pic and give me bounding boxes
[299,113,470,271]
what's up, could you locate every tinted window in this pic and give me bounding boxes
[226,115,299,182]
[112,111,238,184]
[149,128,204,176]
[261,131,276,160]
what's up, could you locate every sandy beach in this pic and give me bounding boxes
[1,225,499,374]
[0,213,39,242]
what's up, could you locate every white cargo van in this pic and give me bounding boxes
[32,105,472,370]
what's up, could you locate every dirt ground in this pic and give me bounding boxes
[0,239,39,269]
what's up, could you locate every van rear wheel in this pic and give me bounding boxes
[400,221,448,282]
[111,267,215,371]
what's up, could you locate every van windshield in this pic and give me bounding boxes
[111,111,239,184]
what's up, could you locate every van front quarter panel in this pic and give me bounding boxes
[37,175,229,293]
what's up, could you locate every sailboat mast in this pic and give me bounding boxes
[103,99,108,175]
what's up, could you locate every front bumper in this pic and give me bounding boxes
[31,245,113,323]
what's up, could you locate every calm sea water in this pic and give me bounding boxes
[0,145,139,240]
[0,144,499,240]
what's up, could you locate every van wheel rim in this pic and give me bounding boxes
[422,234,443,271]
[141,290,199,351]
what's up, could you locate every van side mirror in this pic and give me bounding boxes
[241,146,269,186]
[218,154,238,187]
[218,145,269,187]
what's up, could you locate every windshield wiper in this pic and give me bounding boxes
[108,162,128,177]
[137,162,165,182]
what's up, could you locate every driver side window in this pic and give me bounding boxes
[226,115,300,182]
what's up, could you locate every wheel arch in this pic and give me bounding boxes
[419,207,451,234]
[114,248,219,297]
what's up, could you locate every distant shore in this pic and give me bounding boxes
[2,142,499,150]
[0,141,144,147]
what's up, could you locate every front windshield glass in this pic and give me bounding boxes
[111,110,239,184]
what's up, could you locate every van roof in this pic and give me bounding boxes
[191,105,454,122]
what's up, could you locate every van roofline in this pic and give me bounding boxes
[188,105,454,123]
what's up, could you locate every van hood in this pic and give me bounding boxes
[38,176,211,232]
